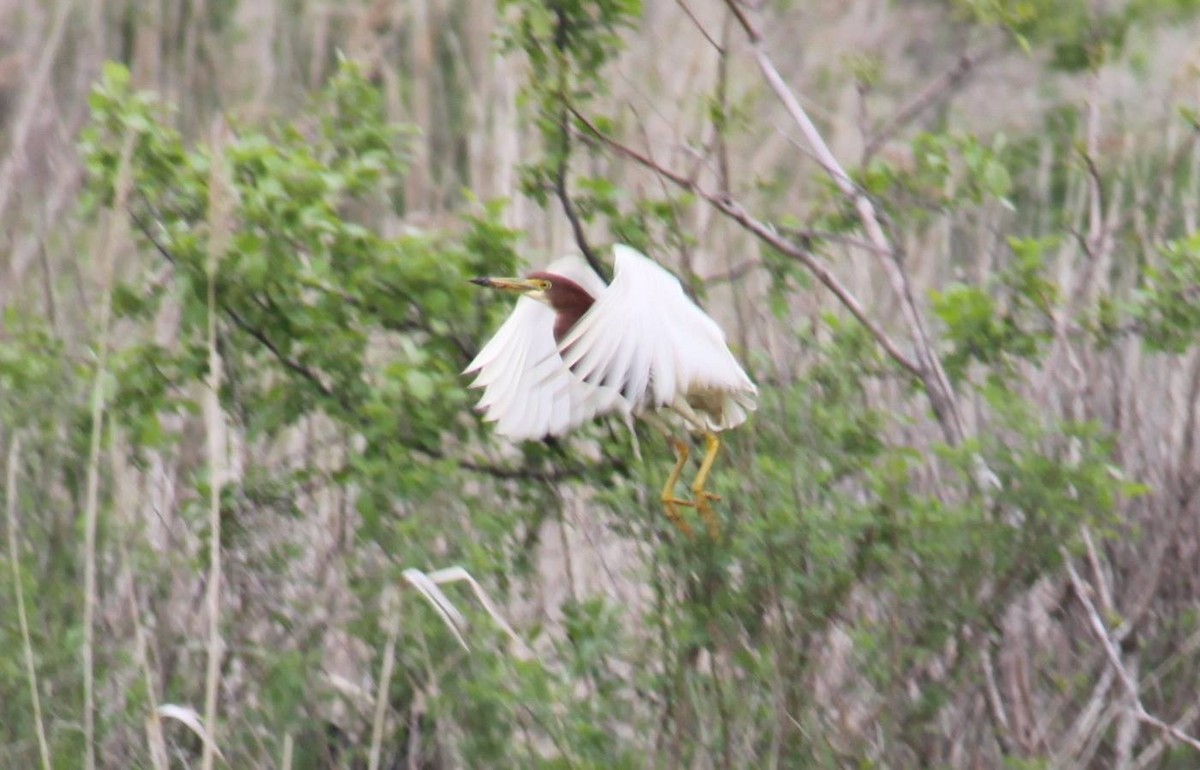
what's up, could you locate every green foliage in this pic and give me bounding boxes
[953,0,1200,70]
[500,0,640,157]
[0,310,81,433]
[82,60,526,461]
[1133,233,1200,353]
[499,0,641,80]
[954,0,1127,70]
[931,236,1058,381]
[500,0,682,270]
[854,131,1015,223]
[74,57,643,766]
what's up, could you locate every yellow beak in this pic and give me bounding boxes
[469,277,542,293]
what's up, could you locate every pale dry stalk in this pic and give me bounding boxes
[0,0,69,230]
[368,588,402,770]
[201,119,234,770]
[280,733,294,770]
[6,434,53,770]
[81,127,138,770]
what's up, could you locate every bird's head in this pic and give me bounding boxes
[470,270,597,342]
[469,274,554,304]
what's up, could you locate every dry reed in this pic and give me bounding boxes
[80,128,137,770]
[201,119,235,770]
[5,434,53,770]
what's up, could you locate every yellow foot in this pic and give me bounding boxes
[658,432,724,540]
[663,493,721,540]
[661,436,696,538]
[661,497,696,538]
[690,432,724,539]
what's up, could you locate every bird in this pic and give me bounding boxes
[464,244,757,538]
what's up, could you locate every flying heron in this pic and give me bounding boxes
[464,244,757,537]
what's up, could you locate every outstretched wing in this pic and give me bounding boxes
[464,256,624,440]
[556,245,756,429]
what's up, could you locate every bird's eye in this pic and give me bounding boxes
[536,279,552,291]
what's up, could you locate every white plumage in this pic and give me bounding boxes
[464,244,757,441]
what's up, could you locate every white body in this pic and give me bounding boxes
[464,244,758,441]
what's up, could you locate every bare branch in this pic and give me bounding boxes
[863,46,999,161]
[1065,553,1200,755]
[720,0,966,444]
[553,8,606,282]
[674,0,723,53]
[570,108,923,378]
[554,128,606,282]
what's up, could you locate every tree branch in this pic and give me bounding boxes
[555,121,607,282]
[553,7,606,283]
[1065,553,1200,755]
[863,46,999,161]
[720,0,966,445]
[570,107,923,379]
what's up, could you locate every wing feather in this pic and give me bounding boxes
[465,256,628,440]
[557,245,757,429]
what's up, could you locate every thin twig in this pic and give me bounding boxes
[1134,703,1200,770]
[555,127,605,281]
[674,0,723,53]
[701,260,764,285]
[626,103,700,287]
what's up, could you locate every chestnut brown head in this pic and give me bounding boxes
[470,271,596,341]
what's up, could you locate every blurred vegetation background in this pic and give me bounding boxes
[3,0,1200,767]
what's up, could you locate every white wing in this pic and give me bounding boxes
[464,255,625,440]
[556,245,757,431]
[545,253,609,301]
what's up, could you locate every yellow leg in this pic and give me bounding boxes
[691,432,722,539]
[660,437,695,538]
